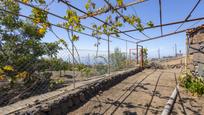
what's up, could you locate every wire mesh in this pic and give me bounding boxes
[0,40,140,107]
[0,0,196,109]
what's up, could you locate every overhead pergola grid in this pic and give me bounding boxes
[60,0,142,41]
[1,0,202,44]
[174,0,202,32]
[58,0,203,43]
[4,0,150,44]
[104,0,151,39]
[1,0,204,43]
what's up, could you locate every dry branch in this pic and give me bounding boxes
[79,0,147,19]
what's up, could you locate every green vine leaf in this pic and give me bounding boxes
[147,21,154,27]
[58,39,68,47]
[115,33,120,37]
[72,35,79,41]
[85,0,95,11]
[136,24,144,32]
[85,2,90,10]
[38,0,45,4]
[63,9,82,33]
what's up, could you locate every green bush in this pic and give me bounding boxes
[179,71,204,96]
[188,79,204,95]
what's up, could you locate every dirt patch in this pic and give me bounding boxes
[69,69,180,115]
[172,87,204,115]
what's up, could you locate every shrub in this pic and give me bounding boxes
[179,70,204,96]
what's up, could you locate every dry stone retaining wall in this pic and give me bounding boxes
[16,68,142,115]
[189,32,204,76]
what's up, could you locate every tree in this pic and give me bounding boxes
[49,58,70,77]
[95,63,108,75]
[0,1,61,85]
[143,48,148,65]
[110,48,126,70]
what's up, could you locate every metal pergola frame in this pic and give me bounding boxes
[1,0,203,75]
[59,0,203,44]
[0,1,203,113]
[4,0,202,45]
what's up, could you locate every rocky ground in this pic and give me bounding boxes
[172,87,204,115]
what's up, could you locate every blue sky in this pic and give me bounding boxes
[19,0,204,59]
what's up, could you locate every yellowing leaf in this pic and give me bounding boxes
[31,7,48,25]
[22,0,29,3]
[37,27,46,35]
[117,0,123,6]
[42,23,50,28]
[16,71,29,79]
[3,65,14,71]
[33,18,41,25]
[0,75,5,81]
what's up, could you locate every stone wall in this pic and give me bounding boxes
[189,32,204,76]
[16,68,142,115]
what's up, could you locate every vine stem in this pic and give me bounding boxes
[67,29,76,88]
[49,28,78,64]
[126,40,128,70]
[72,34,75,88]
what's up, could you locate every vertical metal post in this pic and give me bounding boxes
[140,46,144,68]
[126,40,128,69]
[68,55,70,63]
[129,49,131,64]
[187,37,190,65]
[108,35,110,75]
[175,43,177,57]
[71,40,75,88]
[87,53,90,65]
[135,44,137,66]
[136,44,139,64]
[185,34,189,71]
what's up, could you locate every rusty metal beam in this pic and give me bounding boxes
[79,0,149,19]
[137,29,187,43]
